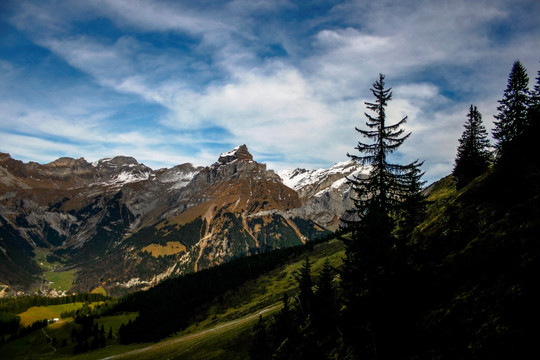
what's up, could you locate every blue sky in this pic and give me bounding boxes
[1,0,539,183]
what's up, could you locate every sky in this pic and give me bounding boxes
[1,0,539,184]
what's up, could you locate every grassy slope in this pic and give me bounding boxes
[410,168,540,357]
[1,238,344,360]
[17,303,102,327]
[43,270,77,292]
[34,247,76,292]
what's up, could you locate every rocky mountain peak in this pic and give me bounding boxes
[92,156,141,168]
[217,145,253,165]
[0,152,13,163]
[45,157,89,168]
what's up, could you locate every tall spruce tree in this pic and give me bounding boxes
[294,257,313,320]
[520,66,540,173]
[492,60,531,159]
[533,67,540,107]
[453,105,491,188]
[341,73,418,359]
[346,73,411,227]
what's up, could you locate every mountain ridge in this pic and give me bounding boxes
[0,145,363,295]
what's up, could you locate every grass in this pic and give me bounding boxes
[141,241,187,257]
[34,247,56,270]
[426,175,456,207]
[44,270,77,292]
[18,303,86,327]
[33,247,76,292]
[99,307,278,360]
[182,238,345,334]
[18,306,59,327]
[91,286,107,296]
[95,313,139,335]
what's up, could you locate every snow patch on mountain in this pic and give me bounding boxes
[92,158,111,167]
[111,170,151,184]
[159,169,199,189]
[220,146,241,158]
[278,160,365,192]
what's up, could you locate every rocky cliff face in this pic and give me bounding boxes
[0,146,361,295]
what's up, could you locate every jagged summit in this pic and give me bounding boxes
[92,156,140,168]
[45,157,90,168]
[216,145,254,165]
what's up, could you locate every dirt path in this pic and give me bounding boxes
[0,285,8,298]
[99,305,278,360]
[41,328,57,353]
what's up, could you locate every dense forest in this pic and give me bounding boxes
[1,61,539,359]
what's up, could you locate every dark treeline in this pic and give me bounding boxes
[60,298,120,319]
[115,236,333,343]
[0,293,110,315]
[248,257,341,360]
[0,312,20,336]
[71,313,107,354]
[1,317,54,344]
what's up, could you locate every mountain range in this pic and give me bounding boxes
[0,145,364,295]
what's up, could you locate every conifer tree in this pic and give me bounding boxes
[453,105,491,188]
[342,73,417,359]
[493,60,531,158]
[312,259,337,334]
[532,67,540,107]
[347,73,412,229]
[294,257,313,320]
[521,66,540,173]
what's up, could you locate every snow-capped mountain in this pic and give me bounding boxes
[278,160,367,228]
[0,146,359,295]
[279,160,366,198]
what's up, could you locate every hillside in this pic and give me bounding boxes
[0,237,345,359]
[409,167,540,358]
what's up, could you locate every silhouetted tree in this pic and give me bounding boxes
[453,105,491,188]
[342,73,421,359]
[312,259,339,357]
[493,60,531,159]
[346,73,412,229]
[271,293,297,359]
[294,257,313,320]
